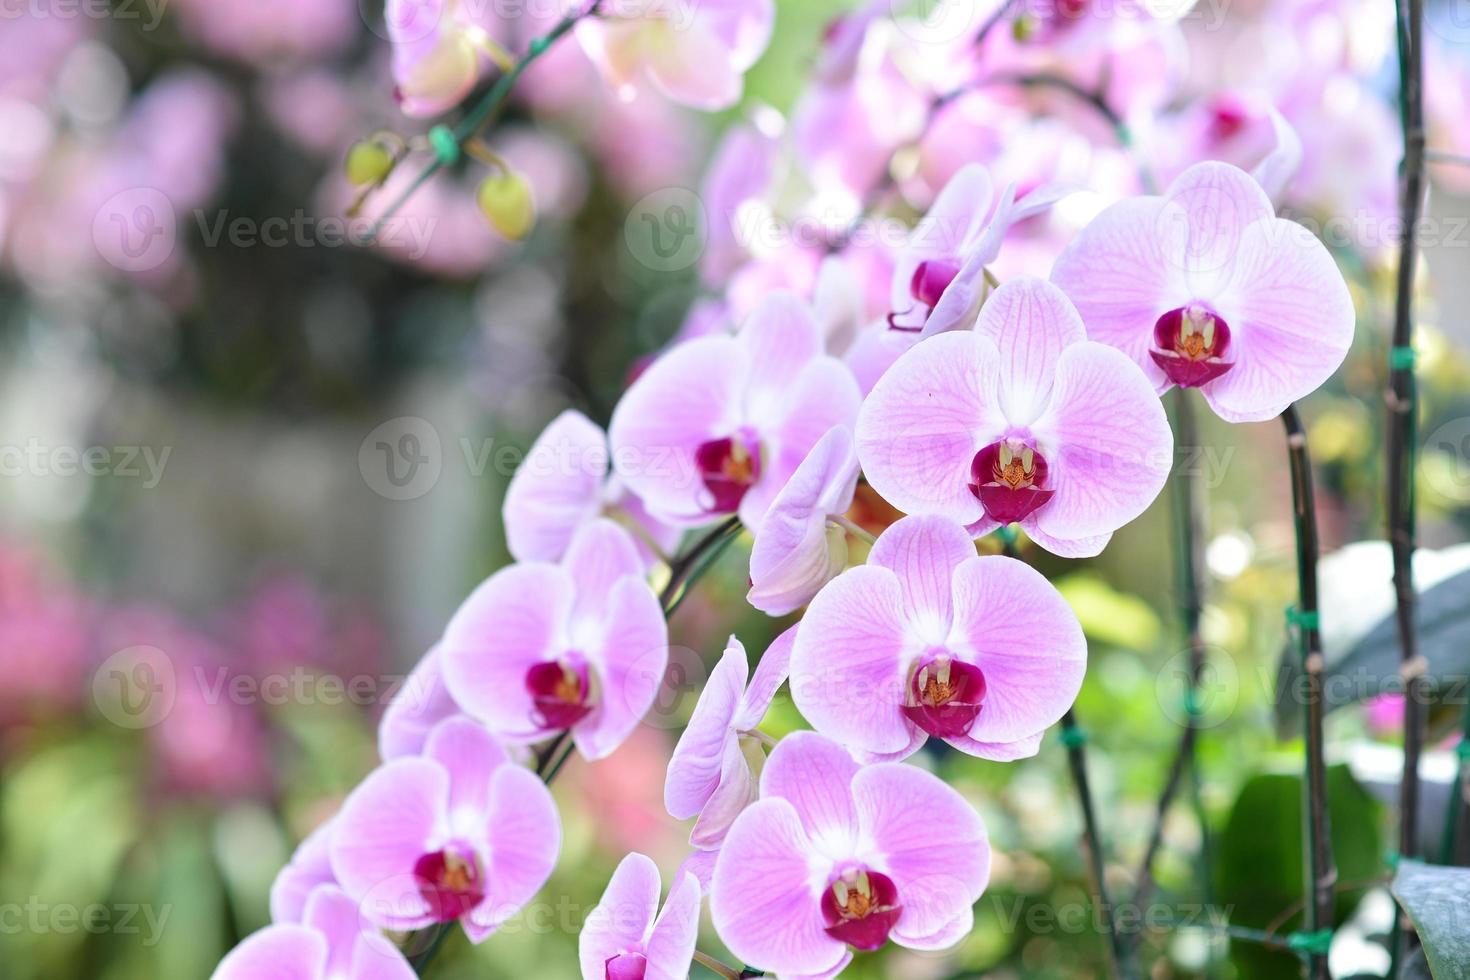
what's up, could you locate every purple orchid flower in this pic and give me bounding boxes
[378,644,467,761]
[747,426,859,616]
[386,0,506,118]
[889,164,1068,339]
[709,732,990,977]
[270,820,338,925]
[1050,161,1355,422]
[576,0,775,111]
[210,886,414,980]
[502,409,681,568]
[609,292,862,532]
[664,628,794,849]
[440,519,667,759]
[789,514,1086,762]
[578,853,700,980]
[329,717,559,942]
[857,277,1173,557]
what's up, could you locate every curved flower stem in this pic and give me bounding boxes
[660,517,745,615]
[832,514,877,545]
[1281,404,1336,980]
[362,1,601,245]
[1001,537,1127,977]
[692,950,754,979]
[971,72,1157,193]
[1132,392,1213,920]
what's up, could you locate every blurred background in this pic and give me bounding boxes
[3,0,1470,977]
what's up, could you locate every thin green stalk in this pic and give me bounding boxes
[1002,537,1127,977]
[1389,0,1426,970]
[1282,404,1336,980]
[363,1,599,244]
[659,517,745,615]
[1133,391,1213,922]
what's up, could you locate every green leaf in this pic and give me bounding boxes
[1214,766,1384,980]
[1275,544,1470,735]
[1392,860,1470,979]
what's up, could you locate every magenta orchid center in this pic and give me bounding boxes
[902,653,987,739]
[820,868,902,951]
[911,259,960,310]
[968,439,1055,525]
[1150,303,1234,388]
[694,432,762,513]
[604,952,648,980]
[413,842,485,922]
[525,657,594,730]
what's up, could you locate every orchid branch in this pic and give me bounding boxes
[1282,403,1337,980]
[1132,391,1213,923]
[361,1,601,245]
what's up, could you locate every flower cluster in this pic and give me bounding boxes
[212,0,1361,976]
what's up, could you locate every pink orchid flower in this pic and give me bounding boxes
[329,717,559,942]
[578,853,700,980]
[609,292,862,532]
[665,628,794,848]
[790,514,1086,762]
[747,427,859,615]
[889,164,1066,339]
[577,0,775,111]
[502,409,681,567]
[710,732,990,976]
[378,644,467,760]
[386,0,507,118]
[270,821,338,925]
[858,278,1173,557]
[211,886,414,980]
[441,519,667,759]
[1050,161,1355,422]
[810,254,906,397]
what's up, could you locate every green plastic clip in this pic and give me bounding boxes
[428,125,460,166]
[1389,346,1417,371]
[1286,929,1334,956]
[1286,606,1321,630]
[1059,725,1090,749]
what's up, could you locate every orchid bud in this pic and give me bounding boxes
[344,139,396,186]
[476,169,536,241]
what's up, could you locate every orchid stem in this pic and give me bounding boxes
[1389,0,1427,970]
[1282,403,1337,980]
[832,514,876,545]
[1133,392,1213,927]
[692,950,745,979]
[1002,539,1128,977]
[660,516,744,615]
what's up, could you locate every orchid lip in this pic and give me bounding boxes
[903,653,987,739]
[413,842,485,923]
[910,258,961,310]
[820,868,902,951]
[1151,303,1234,388]
[526,657,594,730]
[604,951,648,980]
[695,431,762,514]
[968,439,1054,526]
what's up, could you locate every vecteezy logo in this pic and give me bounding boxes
[359,416,443,500]
[1155,646,1238,730]
[624,188,707,273]
[1424,417,1470,504]
[93,646,177,729]
[91,187,177,273]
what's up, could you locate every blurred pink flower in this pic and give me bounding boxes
[175,0,358,64]
[576,0,775,111]
[0,545,91,723]
[212,886,415,980]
